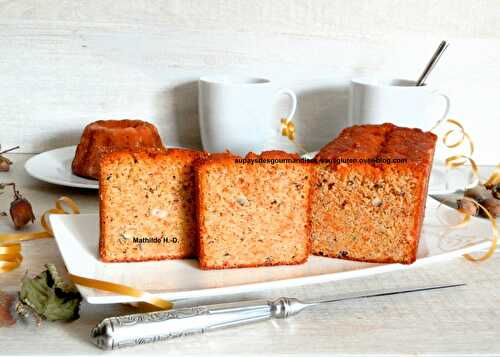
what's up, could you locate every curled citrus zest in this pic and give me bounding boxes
[484,164,500,188]
[435,197,497,261]
[445,154,479,176]
[280,117,307,154]
[442,119,474,153]
[0,196,81,273]
[460,198,498,262]
[69,274,173,310]
[433,118,498,262]
[0,243,22,273]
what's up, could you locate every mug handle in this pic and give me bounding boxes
[276,88,297,122]
[430,91,451,130]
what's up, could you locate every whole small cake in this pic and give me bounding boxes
[99,148,206,262]
[312,123,437,264]
[72,119,164,179]
[195,151,314,269]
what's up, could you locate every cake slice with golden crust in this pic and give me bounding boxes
[195,151,314,270]
[312,123,437,264]
[99,148,206,262]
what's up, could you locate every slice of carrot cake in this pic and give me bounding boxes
[99,148,207,262]
[195,151,314,269]
[312,123,437,264]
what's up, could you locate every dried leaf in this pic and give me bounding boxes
[20,264,82,322]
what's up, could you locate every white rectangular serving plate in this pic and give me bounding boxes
[50,198,492,305]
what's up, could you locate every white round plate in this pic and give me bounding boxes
[25,146,99,189]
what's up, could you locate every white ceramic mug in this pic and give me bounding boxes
[349,78,450,130]
[198,75,297,155]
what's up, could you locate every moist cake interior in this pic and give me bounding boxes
[197,154,312,269]
[100,150,200,262]
[311,123,436,264]
[313,165,420,263]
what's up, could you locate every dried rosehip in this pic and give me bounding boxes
[492,184,500,200]
[0,158,10,172]
[482,198,500,218]
[457,198,479,216]
[0,146,17,172]
[10,196,35,229]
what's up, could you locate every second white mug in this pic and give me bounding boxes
[198,75,297,155]
[349,77,450,131]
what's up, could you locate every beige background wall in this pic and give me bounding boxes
[0,0,499,163]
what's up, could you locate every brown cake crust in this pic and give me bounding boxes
[317,123,437,166]
[99,148,207,262]
[72,119,164,180]
[195,151,314,270]
[313,123,437,264]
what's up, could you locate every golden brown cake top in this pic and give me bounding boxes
[316,123,437,164]
[86,119,156,130]
[100,147,205,166]
[81,119,164,148]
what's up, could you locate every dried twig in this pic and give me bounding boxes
[0,183,19,198]
[0,146,20,155]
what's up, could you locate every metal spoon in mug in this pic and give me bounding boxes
[416,40,449,86]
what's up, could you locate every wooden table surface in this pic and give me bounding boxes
[1,154,499,356]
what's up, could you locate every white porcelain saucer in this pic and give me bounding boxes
[25,146,98,189]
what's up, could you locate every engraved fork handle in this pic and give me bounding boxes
[91,298,309,350]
